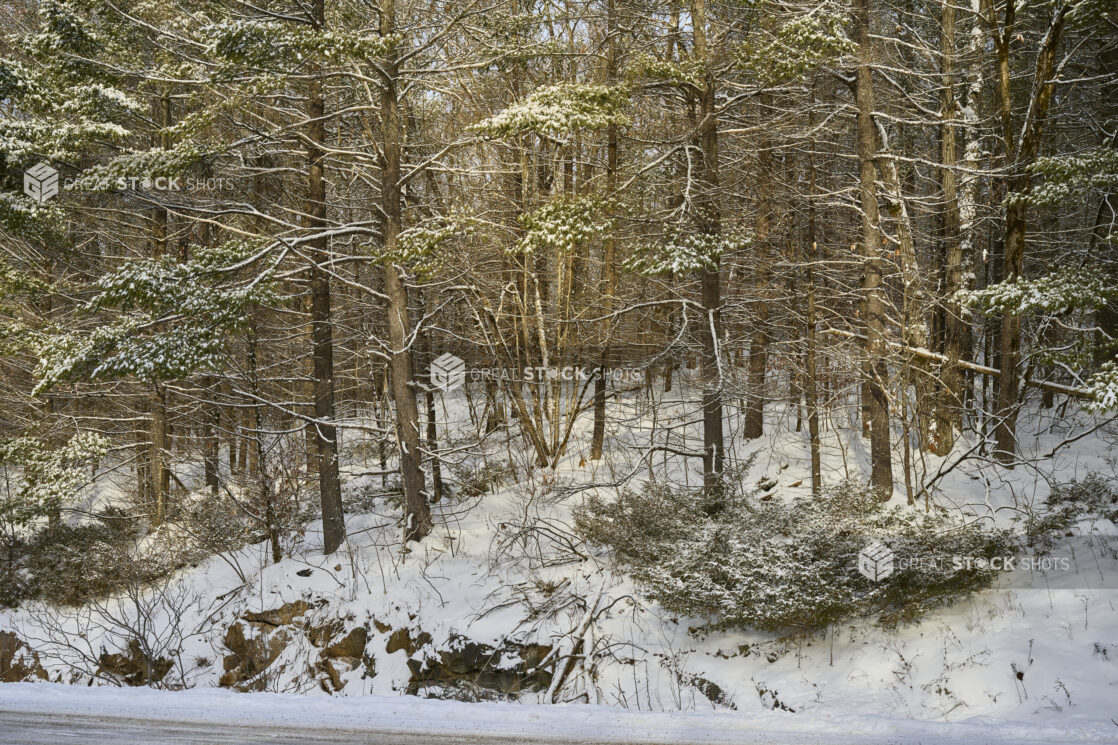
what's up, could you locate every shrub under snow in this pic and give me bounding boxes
[575,480,1016,634]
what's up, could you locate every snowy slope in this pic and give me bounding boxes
[2,382,1117,741]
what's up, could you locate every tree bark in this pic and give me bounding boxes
[381,0,432,543]
[988,0,1070,462]
[744,103,772,440]
[853,0,894,497]
[150,386,168,523]
[420,299,444,504]
[147,90,173,524]
[691,0,724,501]
[203,401,219,495]
[805,105,822,496]
[590,0,620,461]
[307,0,345,554]
[936,0,964,455]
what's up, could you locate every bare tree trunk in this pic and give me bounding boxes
[880,134,932,456]
[938,21,964,443]
[147,90,173,524]
[247,318,281,564]
[303,305,319,476]
[307,0,345,554]
[691,0,724,501]
[226,411,240,477]
[381,0,431,543]
[256,411,282,565]
[237,408,250,475]
[484,377,504,433]
[203,403,219,495]
[744,307,768,439]
[744,99,773,440]
[936,0,965,455]
[988,0,1069,462]
[150,386,168,523]
[373,365,390,485]
[805,246,822,497]
[419,301,444,504]
[590,0,620,461]
[1091,43,1118,359]
[424,388,443,503]
[853,0,894,497]
[805,117,823,496]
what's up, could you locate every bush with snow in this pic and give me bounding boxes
[1027,473,1118,542]
[575,480,1016,633]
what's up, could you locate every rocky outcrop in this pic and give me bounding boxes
[219,620,292,691]
[406,634,552,698]
[691,675,735,709]
[0,631,48,683]
[9,593,559,700]
[242,600,312,627]
[316,626,374,693]
[219,600,374,692]
[386,626,432,656]
[98,638,173,687]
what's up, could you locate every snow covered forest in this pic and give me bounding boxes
[1,0,1118,740]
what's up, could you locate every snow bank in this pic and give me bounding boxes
[1,682,1115,744]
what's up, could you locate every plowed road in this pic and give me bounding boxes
[0,710,730,745]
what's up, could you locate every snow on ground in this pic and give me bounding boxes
[1,681,1116,744]
[2,376,1118,741]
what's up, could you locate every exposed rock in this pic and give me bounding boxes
[242,600,312,627]
[756,683,794,712]
[216,602,551,698]
[307,618,346,648]
[221,598,376,694]
[386,627,432,656]
[324,627,367,659]
[406,634,552,698]
[316,653,373,693]
[97,638,173,687]
[692,675,735,709]
[219,621,290,691]
[315,625,374,692]
[0,631,47,683]
[319,657,356,693]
